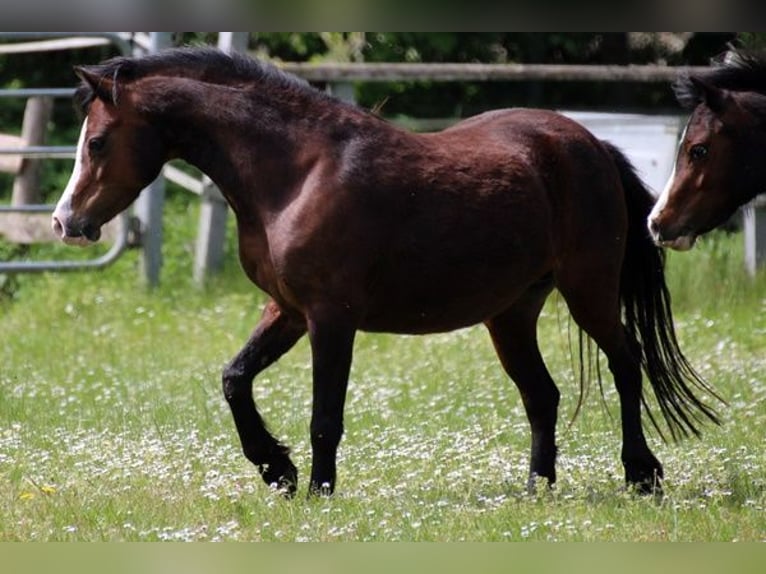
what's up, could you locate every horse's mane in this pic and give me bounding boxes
[75,47,312,114]
[674,48,766,108]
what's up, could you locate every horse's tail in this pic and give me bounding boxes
[602,140,723,441]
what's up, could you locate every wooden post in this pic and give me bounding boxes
[11,96,53,205]
[744,199,766,277]
[133,32,172,287]
[194,181,229,284]
[192,32,249,285]
[328,81,356,104]
[217,32,249,53]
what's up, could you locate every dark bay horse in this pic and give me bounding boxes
[648,48,766,250]
[51,48,721,497]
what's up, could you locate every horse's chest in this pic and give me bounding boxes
[237,225,312,312]
[237,228,279,291]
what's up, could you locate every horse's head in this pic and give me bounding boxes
[52,65,168,246]
[648,75,766,251]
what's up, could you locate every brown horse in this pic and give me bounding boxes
[52,48,720,497]
[648,48,766,250]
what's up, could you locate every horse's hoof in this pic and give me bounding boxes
[308,480,334,498]
[625,463,664,497]
[260,460,298,498]
[526,473,555,495]
[627,476,663,497]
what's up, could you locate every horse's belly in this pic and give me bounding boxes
[357,226,554,333]
[360,312,493,335]
[359,274,534,334]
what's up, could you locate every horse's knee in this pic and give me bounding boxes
[221,362,248,403]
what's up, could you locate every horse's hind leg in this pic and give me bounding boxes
[485,280,560,492]
[556,274,663,494]
[222,299,306,497]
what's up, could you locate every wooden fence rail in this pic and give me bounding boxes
[278,62,711,84]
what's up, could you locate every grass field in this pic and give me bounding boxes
[1,193,765,541]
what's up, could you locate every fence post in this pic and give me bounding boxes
[218,32,249,53]
[191,32,249,285]
[194,181,229,284]
[133,32,172,287]
[328,81,356,104]
[744,199,766,277]
[11,96,53,205]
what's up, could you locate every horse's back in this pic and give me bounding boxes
[434,108,625,220]
[441,108,599,146]
[431,108,619,194]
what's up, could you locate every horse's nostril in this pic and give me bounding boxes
[82,223,101,242]
[52,215,64,238]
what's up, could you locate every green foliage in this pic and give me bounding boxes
[737,33,766,50]
[664,229,766,314]
[249,33,328,61]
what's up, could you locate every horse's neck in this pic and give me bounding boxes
[156,82,344,219]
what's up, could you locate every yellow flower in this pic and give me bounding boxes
[40,484,57,495]
[19,491,35,501]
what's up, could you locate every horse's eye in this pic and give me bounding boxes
[88,137,105,154]
[689,144,708,161]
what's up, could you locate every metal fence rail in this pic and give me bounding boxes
[0,32,134,275]
[0,146,75,159]
[0,32,132,56]
[0,205,130,272]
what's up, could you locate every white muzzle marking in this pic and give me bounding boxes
[647,121,688,245]
[52,119,90,244]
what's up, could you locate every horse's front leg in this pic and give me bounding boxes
[222,299,306,497]
[306,308,357,497]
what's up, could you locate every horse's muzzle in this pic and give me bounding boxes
[648,217,696,251]
[51,215,101,246]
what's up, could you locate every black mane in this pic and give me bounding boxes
[674,48,766,109]
[74,47,311,114]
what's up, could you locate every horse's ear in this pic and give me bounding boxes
[74,65,118,105]
[690,76,730,114]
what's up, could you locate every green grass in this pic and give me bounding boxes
[1,194,765,541]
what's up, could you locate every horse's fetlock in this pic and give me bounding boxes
[310,422,343,449]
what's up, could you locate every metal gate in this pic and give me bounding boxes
[0,33,141,274]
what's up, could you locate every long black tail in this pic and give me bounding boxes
[603,141,723,441]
